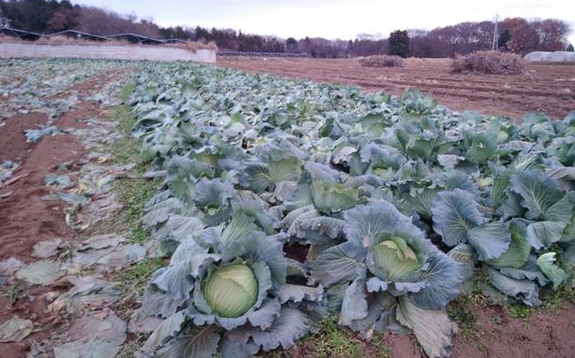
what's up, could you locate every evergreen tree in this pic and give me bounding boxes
[388,30,409,58]
[498,29,511,50]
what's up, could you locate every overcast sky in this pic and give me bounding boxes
[74,0,575,44]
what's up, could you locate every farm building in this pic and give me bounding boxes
[524,51,575,62]
[0,27,46,40]
[164,38,187,44]
[0,27,175,45]
[108,33,166,45]
[51,30,109,42]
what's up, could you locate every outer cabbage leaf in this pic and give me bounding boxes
[409,252,463,310]
[447,244,475,281]
[465,132,497,164]
[466,222,511,261]
[536,252,569,290]
[311,241,366,287]
[156,326,220,358]
[312,181,360,213]
[510,170,563,220]
[486,268,541,306]
[486,221,530,268]
[526,221,566,250]
[221,307,309,357]
[343,200,415,247]
[432,189,485,247]
[396,296,456,358]
[339,275,369,326]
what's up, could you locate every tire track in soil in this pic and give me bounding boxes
[0,69,130,358]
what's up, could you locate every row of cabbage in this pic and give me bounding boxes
[127,61,575,358]
[0,59,132,120]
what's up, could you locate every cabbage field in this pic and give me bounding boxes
[124,62,575,358]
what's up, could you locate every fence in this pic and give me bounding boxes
[0,41,216,63]
[218,51,310,58]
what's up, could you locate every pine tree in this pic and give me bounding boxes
[388,30,410,58]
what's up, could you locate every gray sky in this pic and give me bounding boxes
[74,0,575,44]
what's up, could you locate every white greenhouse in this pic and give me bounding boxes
[524,51,575,62]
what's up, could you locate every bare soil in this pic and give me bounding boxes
[0,72,116,263]
[0,70,125,358]
[454,303,575,358]
[218,57,575,119]
[0,285,70,358]
[381,302,575,358]
[0,112,47,162]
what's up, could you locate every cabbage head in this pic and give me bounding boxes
[309,200,463,358]
[133,230,325,358]
[204,264,258,318]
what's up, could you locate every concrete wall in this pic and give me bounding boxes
[0,42,216,63]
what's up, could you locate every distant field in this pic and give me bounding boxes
[218,57,575,119]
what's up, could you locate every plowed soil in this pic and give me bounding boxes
[0,72,119,263]
[0,70,127,358]
[218,57,575,119]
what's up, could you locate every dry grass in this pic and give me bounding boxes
[176,41,218,52]
[358,55,404,68]
[452,50,526,75]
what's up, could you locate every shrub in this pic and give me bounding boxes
[359,55,404,68]
[452,50,526,75]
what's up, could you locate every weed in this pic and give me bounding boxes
[108,86,160,244]
[116,341,140,358]
[448,294,490,354]
[114,257,165,298]
[263,317,390,358]
[542,285,575,310]
[508,303,533,323]
[120,83,135,101]
[508,285,575,324]
[315,318,364,358]
[0,282,25,306]
[448,294,480,339]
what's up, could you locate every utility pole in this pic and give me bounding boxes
[491,13,499,51]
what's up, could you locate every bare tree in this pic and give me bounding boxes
[531,19,571,51]
[78,6,159,37]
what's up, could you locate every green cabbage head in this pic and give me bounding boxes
[372,236,423,281]
[204,264,258,317]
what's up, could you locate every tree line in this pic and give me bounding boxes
[0,0,572,57]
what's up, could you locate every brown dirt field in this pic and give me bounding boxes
[380,302,575,358]
[217,57,575,119]
[0,70,127,357]
[453,303,575,358]
[0,72,119,263]
[0,112,47,162]
[0,285,70,358]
